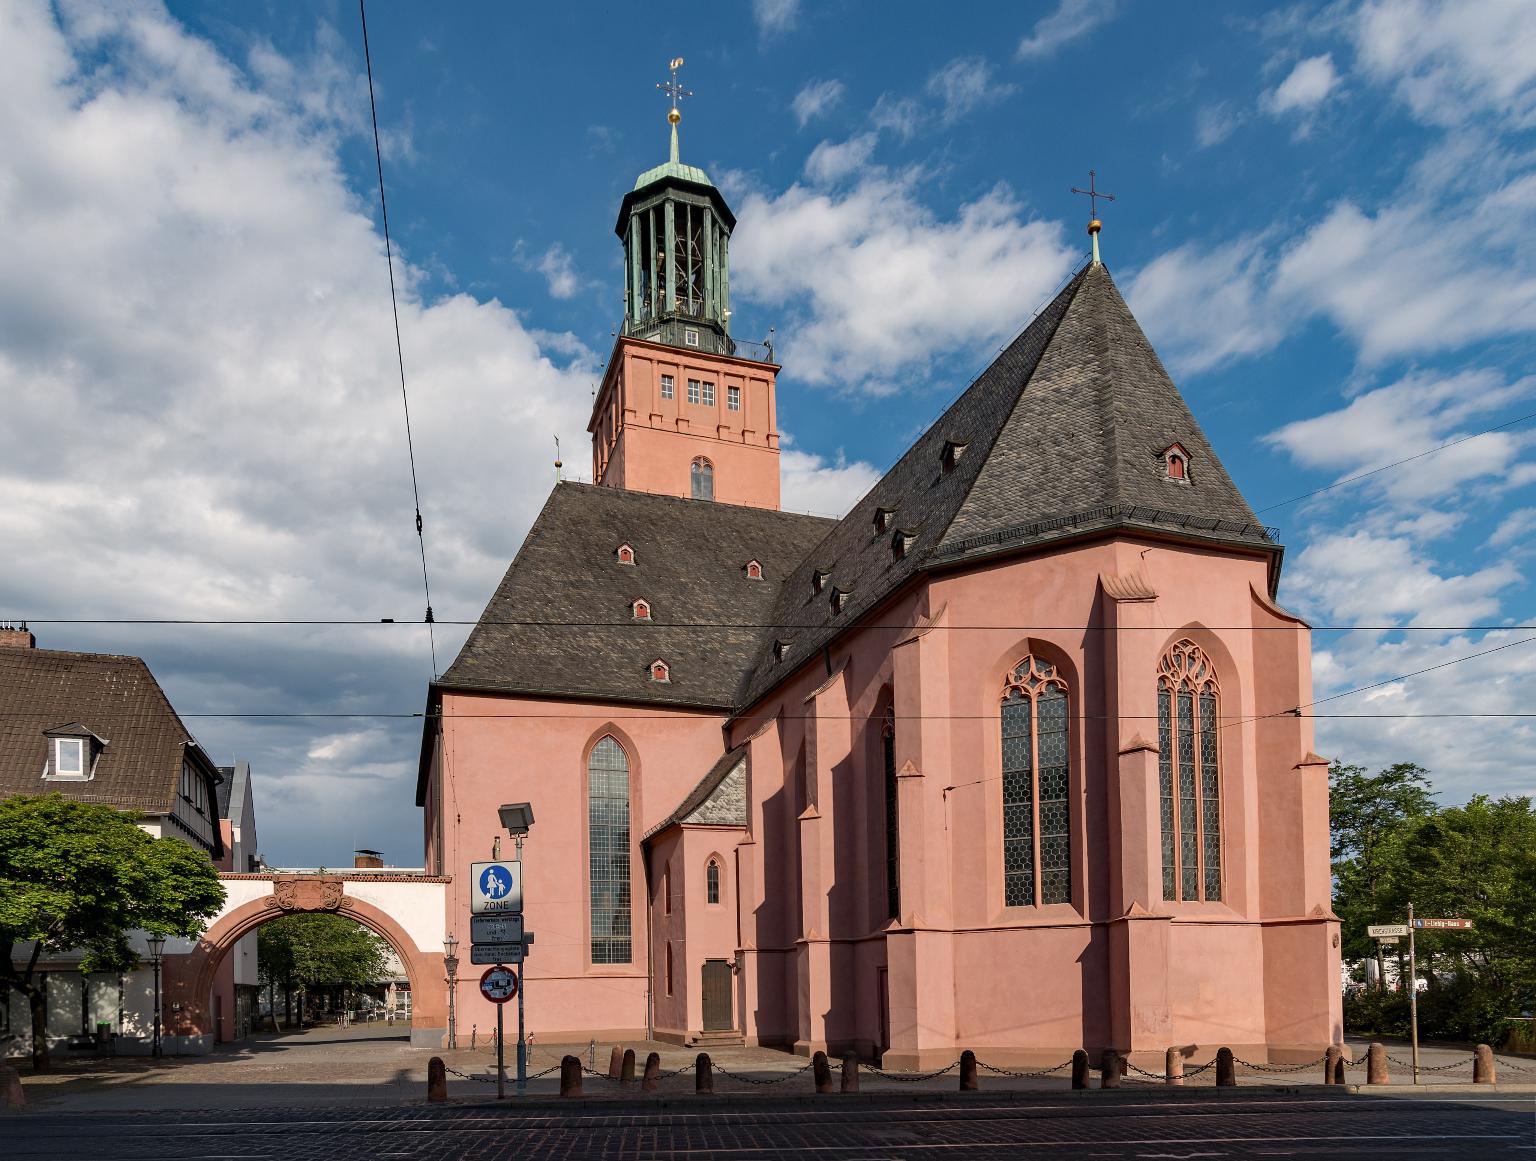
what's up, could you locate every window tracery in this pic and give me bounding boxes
[690,457,714,501]
[588,736,632,964]
[1158,640,1222,902]
[1000,655,1072,907]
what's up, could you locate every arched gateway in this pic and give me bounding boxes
[165,872,450,1051]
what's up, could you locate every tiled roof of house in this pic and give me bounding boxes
[0,647,216,814]
[438,485,837,709]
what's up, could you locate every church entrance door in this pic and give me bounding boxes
[701,959,733,1031]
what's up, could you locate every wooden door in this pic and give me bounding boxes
[701,959,733,1031]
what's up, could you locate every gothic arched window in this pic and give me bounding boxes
[706,858,721,905]
[588,736,632,963]
[1000,656,1072,906]
[882,707,900,920]
[691,458,714,501]
[1158,641,1222,902]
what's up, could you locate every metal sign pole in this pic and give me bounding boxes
[515,832,527,1097]
[496,1001,506,1099]
[1407,901,1420,1085]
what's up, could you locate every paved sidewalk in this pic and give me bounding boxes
[10,1024,1535,1112]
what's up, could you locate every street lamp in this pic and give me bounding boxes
[443,933,460,1050]
[498,802,533,1096]
[147,935,167,1060]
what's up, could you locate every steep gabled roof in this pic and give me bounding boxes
[439,484,836,709]
[739,261,1279,706]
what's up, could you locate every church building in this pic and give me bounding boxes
[416,93,1341,1068]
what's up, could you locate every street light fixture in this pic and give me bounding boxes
[498,802,534,1097]
[147,935,167,1060]
[443,933,460,1050]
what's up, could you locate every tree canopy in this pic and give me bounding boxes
[0,793,226,1068]
[258,913,392,994]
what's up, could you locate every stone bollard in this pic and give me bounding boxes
[695,1052,713,1095]
[1332,1047,1347,1086]
[1325,1044,1343,1085]
[1474,1044,1496,1085]
[621,1048,636,1084]
[841,1054,860,1093]
[958,1049,979,1091]
[813,1050,833,1094]
[1071,1049,1090,1090]
[1215,1047,1236,1087]
[1,1065,25,1110]
[426,1056,447,1103]
[643,1052,661,1092]
[560,1055,583,1097]
[607,1045,624,1080]
[1367,1042,1389,1086]
[1099,1048,1122,1089]
[1165,1047,1184,1086]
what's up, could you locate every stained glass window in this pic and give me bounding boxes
[588,736,632,963]
[1000,655,1072,907]
[1157,641,1222,902]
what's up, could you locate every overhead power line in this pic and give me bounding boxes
[359,0,437,675]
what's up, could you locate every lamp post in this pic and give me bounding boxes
[498,802,534,1097]
[443,933,460,1051]
[147,935,167,1060]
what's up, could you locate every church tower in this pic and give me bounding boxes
[589,60,781,509]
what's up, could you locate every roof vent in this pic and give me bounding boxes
[1160,443,1192,484]
[873,506,898,534]
[649,658,671,683]
[941,439,968,472]
[773,638,793,663]
[830,587,853,614]
[744,560,763,580]
[891,529,918,561]
[632,598,652,620]
[616,543,636,565]
[812,568,831,594]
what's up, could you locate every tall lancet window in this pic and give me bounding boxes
[1158,641,1222,902]
[690,458,714,501]
[1000,656,1072,906]
[882,707,900,920]
[588,736,632,963]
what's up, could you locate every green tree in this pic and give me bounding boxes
[0,794,225,1071]
[257,913,391,1028]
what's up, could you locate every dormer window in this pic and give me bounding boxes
[54,738,84,777]
[831,586,853,614]
[874,506,897,534]
[1160,443,1192,484]
[649,659,671,683]
[616,543,636,565]
[812,569,831,594]
[774,638,793,663]
[892,529,918,560]
[632,599,652,620]
[744,560,763,580]
[42,725,104,781]
[942,439,968,472]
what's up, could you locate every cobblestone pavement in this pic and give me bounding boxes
[4,1089,1534,1159]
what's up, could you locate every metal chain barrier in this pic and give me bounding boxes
[1494,1056,1536,1074]
[864,1060,961,1082]
[1385,1054,1475,1073]
[714,1059,819,1085]
[976,1058,1074,1079]
[1230,1054,1330,1074]
[1121,1059,1170,1081]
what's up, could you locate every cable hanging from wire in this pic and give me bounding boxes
[359,0,437,676]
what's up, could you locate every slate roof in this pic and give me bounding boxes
[438,485,836,709]
[0,647,218,814]
[736,261,1280,706]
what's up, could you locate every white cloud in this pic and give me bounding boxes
[871,93,920,140]
[1195,102,1243,148]
[1263,53,1340,115]
[803,133,877,185]
[537,244,581,299]
[1489,507,1536,547]
[731,173,1074,392]
[792,78,844,127]
[779,446,882,518]
[752,0,799,39]
[1125,239,1284,373]
[926,57,1016,123]
[1354,0,1536,128]
[1016,0,1119,60]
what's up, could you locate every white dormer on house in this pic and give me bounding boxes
[41,723,106,780]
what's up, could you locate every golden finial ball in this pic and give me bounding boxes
[1087,219,1102,234]
[668,108,681,124]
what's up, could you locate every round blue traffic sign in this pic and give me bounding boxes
[480,864,513,900]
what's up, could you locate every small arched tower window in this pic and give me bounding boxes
[690,457,715,501]
[1158,640,1221,902]
[616,543,635,565]
[1000,655,1072,907]
[649,659,671,683]
[1161,443,1191,484]
[706,858,721,904]
[745,560,763,580]
[632,599,651,621]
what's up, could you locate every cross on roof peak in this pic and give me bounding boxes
[1070,170,1117,265]
[656,56,692,163]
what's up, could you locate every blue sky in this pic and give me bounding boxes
[2,0,1533,865]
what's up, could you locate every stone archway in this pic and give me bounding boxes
[168,875,448,1050]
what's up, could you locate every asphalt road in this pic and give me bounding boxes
[6,1090,1534,1160]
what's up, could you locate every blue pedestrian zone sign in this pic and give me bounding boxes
[470,860,523,914]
